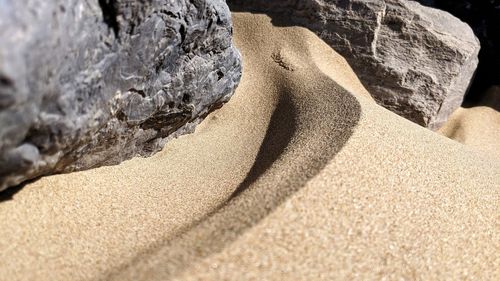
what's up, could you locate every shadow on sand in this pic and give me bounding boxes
[106,35,362,279]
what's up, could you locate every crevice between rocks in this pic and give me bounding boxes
[371,0,387,59]
[98,0,120,39]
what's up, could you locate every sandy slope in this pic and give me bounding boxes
[440,86,500,158]
[0,13,498,281]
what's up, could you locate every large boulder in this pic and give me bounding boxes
[229,0,480,128]
[0,0,242,191]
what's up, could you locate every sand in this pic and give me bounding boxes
[440,86,500,158]
[0,13,498,281]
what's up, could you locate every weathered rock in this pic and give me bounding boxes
[416,0,500,104]
[0,0,242,191]
[229,0,480,128]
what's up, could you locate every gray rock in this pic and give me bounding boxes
[0,0,242,191]
[229,0,480,128]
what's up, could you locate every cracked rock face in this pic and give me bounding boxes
[229,0,480,128]
[0,0,242,191]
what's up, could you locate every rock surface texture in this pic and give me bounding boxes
[0,0,242,191]
[229,0,480,128]
[417,0,500,103]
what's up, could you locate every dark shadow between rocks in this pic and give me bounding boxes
[0,179,35,203]
[461,87,500,112]
[228,4,313,28]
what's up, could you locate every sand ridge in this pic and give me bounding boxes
[0,13,498,281]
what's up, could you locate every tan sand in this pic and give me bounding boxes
[440,86,500,158]
[0,13,498,281]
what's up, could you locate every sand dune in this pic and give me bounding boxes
[0,13,498,281]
